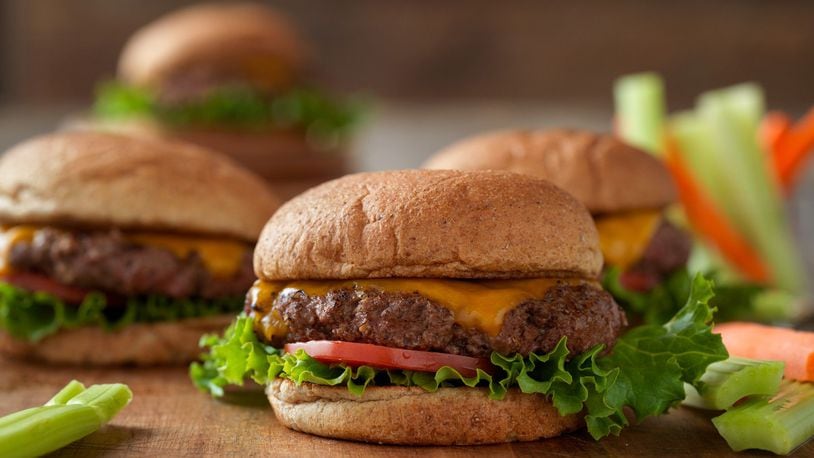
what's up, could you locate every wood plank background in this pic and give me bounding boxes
[1,357,808,457]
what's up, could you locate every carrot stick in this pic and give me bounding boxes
[760,111,792,164]
[715,322,814,382]
[665,140,770,283]
[776,108,814,189]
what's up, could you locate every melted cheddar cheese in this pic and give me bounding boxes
[595,211,662,270]
[248,277,593,339]
[0,226,247,278]
[126,234,246,278]
[0,226,37,275]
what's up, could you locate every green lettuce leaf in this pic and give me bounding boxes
[604,267,797,324]
[0,281,242,342]
[93,81,362,139]
[190,273,728,440]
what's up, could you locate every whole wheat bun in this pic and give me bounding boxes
[255,169,602,280]
[267,379,582,445]
[424,129,676,214]
[119,2,307,91]
[0,314,232,365]
[76,117,348,200]
[0,131,280,241]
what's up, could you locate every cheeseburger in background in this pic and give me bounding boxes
[0,131,279,365]
[424,129,693,322]
[88,2,360,199]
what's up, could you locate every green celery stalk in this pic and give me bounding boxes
[0,380,133,457]
[683,357,784,410]
[698,86,802,292]
[613,72,667,155]
[712,381,814,455]
[670,84,804,292]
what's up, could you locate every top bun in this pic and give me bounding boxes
[424,129,676,214]
[118,2,306,91]
[0,131,280,241]
[255,170,602,280]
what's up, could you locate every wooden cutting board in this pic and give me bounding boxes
[0,358,808,457]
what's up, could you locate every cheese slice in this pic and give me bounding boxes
[595,211,662,270]
[0,226,37,275]
[0,226,247,278]
[248,277,593,339]
[126,234,247,278]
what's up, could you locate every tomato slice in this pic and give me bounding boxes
[284,341,494,378]
[0,272,90,304]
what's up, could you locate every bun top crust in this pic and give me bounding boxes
[118,2,306,91]
[255,170,602,280]
[0,131,280,241]
[424,129,676,214]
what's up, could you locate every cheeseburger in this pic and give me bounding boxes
[424,129,693,320]
[195,169,633,444]
[89,2,359,198]
[0,131,279,365]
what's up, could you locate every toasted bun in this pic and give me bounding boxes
[0,131,280,241]
[267,379,582,445]
[424,129,676,214]
[119,2,306,91]
[0,314,232,365]
[255,170,602,280]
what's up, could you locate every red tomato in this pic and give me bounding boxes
[284,341,494,378]
[1,272,89,304]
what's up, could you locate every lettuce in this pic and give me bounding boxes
[604,267,797,324]
[0,282,242,342]
[93,81,362,139]
[191,273,728,440]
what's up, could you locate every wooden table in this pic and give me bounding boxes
[0,358,806,457]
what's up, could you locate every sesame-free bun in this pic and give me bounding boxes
[0,314,233,365]
[267,379,582,445]
[424,129,676,214]
[119,2,306,91]
[255,170,602,280]
[0,131,280,241]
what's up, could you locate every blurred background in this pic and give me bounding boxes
[2,0,814,171]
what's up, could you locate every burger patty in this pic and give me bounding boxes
[249,283,626,358]
[624,220,692,285]
[8,228,254,299]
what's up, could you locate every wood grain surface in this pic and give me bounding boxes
[0,357,807,457]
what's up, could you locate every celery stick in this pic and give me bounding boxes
[700,86,803,292]
[614,72,667,155]
[712,381,814,455]
[46,380,86,405]
[0,381,132,457]
[683,357,784,410]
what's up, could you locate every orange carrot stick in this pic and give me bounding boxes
[760,111,792,166]
[715,322,814,381]
[762,111,792,153]
[776,108,814,189]
[665,140,770,283]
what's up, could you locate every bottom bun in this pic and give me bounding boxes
[267,378,583,445]
[0,314,233,366]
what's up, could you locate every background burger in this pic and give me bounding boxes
[87,2,361,199]
[192,169,726,445]
[424,129,693,323]
[0,131,279,365]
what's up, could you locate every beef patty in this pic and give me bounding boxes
[8,227,255,299]
[248,283,626,358]
[620,220,693,291]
